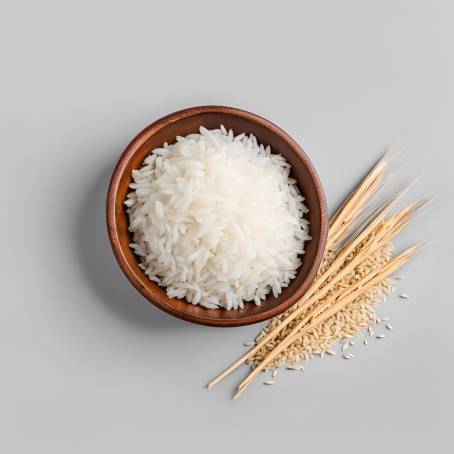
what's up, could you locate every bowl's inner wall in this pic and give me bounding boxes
[113,112,324,321]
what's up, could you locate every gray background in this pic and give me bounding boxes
[1,1,452,452]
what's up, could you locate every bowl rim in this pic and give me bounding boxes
[106,105,328,326]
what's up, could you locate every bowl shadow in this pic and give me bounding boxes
[74,159,193,331]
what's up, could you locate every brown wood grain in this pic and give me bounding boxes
[106,106,328,326]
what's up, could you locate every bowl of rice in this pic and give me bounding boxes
[107,106,328,326]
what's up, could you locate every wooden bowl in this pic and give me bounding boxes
[107,106,328,327]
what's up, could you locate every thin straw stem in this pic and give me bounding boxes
[234,244,423,398]
[327,153,395,251]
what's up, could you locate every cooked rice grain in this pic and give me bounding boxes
[126,126,310,310]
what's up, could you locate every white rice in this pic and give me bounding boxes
[125,126,310,310]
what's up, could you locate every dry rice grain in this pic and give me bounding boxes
[249,242,393,370]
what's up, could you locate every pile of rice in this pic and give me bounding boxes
[125,126,310,310]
